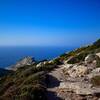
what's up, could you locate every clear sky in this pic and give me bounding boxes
[0,0,100,46]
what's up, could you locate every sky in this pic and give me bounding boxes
[0,0,100,46]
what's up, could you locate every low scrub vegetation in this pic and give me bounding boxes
[58,39,100,64]
[67,52,88,64]
[96,57,100,68]
[0,62,56,100]
[91,75,100,87]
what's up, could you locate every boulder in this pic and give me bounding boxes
[87,68,100,79]
[67,65,88,78]
[63,64,73,70]
[48,60,54,64]
[36,61,48,68]
[36,62,44,68]
[85,54,99,64]
[92,68,100,73]
[96,53,100,58]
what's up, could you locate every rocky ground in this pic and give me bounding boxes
[46,53,100,100]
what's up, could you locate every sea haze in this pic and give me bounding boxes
[0,46,76,68]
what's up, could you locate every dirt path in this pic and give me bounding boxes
[46,66,64,100]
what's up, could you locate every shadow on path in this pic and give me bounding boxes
[46,91,63,100]
[46,74,62,100]
[46,74,60,88]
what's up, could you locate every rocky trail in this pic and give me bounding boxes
[46,66,64,100]
[46,53,100,100]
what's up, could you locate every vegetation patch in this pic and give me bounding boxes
[91,75,100,87]
[58,39,100,63]
[67,52,88,64]
[0,62,56,100]
[96,57,100,68]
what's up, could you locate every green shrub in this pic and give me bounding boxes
[52,58,62,65]
[91,75,100,86]
[0,64,48,99]
[93,39,100,48]
[96,57,100,68]
[19,84,46,100]
[22,71,46,85]
[67,52,88,64]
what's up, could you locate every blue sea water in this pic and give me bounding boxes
[0,46,76,68]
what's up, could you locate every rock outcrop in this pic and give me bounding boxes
[55,53,100,99]
[59,80,100,95]
[67,65,88,78]
[9,56,36,71]
[85,54,100,64]
[36,61,47,68]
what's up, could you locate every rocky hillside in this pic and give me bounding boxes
[0,39,100,100]
[7,56,36,71]
[49,39,100,100]
[0,58,57,100]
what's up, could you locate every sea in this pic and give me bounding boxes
[0,46,77,68]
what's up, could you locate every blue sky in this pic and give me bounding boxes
[0,0,100,46]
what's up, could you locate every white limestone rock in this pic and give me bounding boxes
[87,68,100,79]
[36,61,48,68]
[63,64,73,70]
[59,82,100,95]
[67,65,88,78]
[96,52,100,58]
[85,54,99,64]
[36,62,44,68]
[9,56,35,71]
[92,68,100,73]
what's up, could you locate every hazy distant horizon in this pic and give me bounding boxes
[0,37,99,47]
[0,46,76,68]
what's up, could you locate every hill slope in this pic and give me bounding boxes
[0,39,100,100]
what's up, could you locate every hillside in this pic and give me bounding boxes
[0,39,100,100]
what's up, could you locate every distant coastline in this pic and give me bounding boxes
[0,46,77,68]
